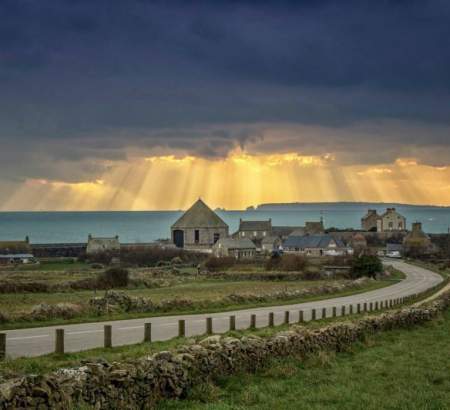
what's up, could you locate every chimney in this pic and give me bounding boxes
[412,222,422,233]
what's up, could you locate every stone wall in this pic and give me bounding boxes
[1,291,449,409]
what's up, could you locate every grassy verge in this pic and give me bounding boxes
[407,259,450,279]
[0,292,407,381]
[158,308,450,410]
[0,276,402,331]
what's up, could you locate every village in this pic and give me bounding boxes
[0,199,436,266]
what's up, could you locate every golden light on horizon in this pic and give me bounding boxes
[2,151,450,211]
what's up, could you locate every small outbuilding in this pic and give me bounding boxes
[0,253,35,265]
[212,237,256,259]
[171,199,229,250]
[86,235,120,255]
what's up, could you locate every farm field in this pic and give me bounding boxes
[0,259,403,329]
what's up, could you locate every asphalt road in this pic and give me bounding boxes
[3,260,443,358]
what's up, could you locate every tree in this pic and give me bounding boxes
[350,255,382,279]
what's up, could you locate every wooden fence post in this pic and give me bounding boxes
[341,305,346,316]
[322,307,326,319]
[144,323,152,342]
[284,311,290,325]
[229,316,236,331]
[357,303,361,313]
[206,317,213,335]
[349,304,353,315]
[104,325,112,348]
[55,329,64,354]
[369,302,373,311]
[269,312,274,327]
[332,307,337,317]
[298,310,304,323]
[375,301,379,310]
[363,302,367,312]
[250,314,256,329]
[311,309,316,321]
[178,320,185,337]
[0,333,5,360]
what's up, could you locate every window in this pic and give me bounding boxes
[194,230,200,243]
[213,233,220,243]
[253,231,257,237]
[263,231,266,237]
[241,232,245,237]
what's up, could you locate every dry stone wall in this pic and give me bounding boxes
[1,291,449,409]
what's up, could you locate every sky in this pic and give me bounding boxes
[1,0,450,210]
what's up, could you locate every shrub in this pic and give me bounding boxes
[171,256,183,265]
[204,257,236,271]
[281,254,307,271]
[120,247,206,267]
[350,255,382,279]
[265,254,307,272]
[98,267,129,288]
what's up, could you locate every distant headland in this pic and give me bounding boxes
[247,202,450,211]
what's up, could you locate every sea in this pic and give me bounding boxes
[0,203,449,244]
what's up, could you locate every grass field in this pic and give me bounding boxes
[158,308,450,410]
[0,275,403,331]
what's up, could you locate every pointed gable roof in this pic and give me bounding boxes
[171,199,228,229]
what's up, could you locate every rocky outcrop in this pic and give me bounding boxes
[1,291,449,409]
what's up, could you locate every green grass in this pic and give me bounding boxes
[0,276,401,331]
[158,308,450,410]
[9,260,91,272]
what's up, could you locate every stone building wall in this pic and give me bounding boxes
[183,227,229,249]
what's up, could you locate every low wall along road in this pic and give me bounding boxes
[1,260,443,359]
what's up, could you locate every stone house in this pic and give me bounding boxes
[171,199,229,250]
[350,233,368,251]
[261,236,282,253]
[282,234,347,257]
[237,219,272,239]
[86,235,120,255]
[403,222,432,253]
[212,237,256,259]
[361,208,406,232]
[361,210,380,231]
[0,237,31,255]
[381,208,406,232]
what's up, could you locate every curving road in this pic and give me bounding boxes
[2,260,443,358]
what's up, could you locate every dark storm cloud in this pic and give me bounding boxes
[1,0,450,180]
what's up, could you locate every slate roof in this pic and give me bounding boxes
[239,220,272,231]
[214,237,256,249]
[283,235,345,249]
[0,240,31,254]
[271,226,300,237]
[261,236,281,245]
[171,199,228,229]
[288,228,306,236]
[0,253,34,259]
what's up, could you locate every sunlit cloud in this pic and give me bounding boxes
[2,151,450,211]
